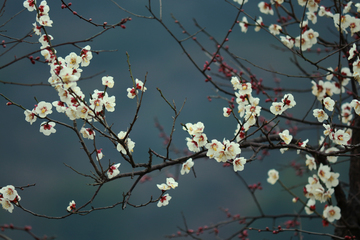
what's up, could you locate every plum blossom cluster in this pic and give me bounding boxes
[303,164,341,223]
[127,79,147,99]
[156,177,178,207]
[230,76,261,131]
[22,0,119,137]
[183,122,208,153]
[0,185,21,213]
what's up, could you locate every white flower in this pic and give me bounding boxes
[269,24,282,35]
[323,97,335,111]
[181,158,194,175]
[313,109,328,122]
[35,101,53,118]
[305,199,316,215]
[279,129,293,145]
[0,185,18,201]
[157,183,171,191]
[102,76,114,88]
[325,147,338,163]
[233,157,246,172]
[107,163,121,179]
[323,205,341,222]
[67,200,76,212]
[116,131,135,154]
[157,193,171,207]
[239,16,248,33]
[39,122,56,136]
[317,163,331,183]
[267,169,279,185]
[166,178,178,189]
[305,155,316,170]
[80,45,93,67]
[24,109,37,125]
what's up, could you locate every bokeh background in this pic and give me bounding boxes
[0,0,349,239]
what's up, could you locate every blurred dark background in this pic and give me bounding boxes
[0,0,348,239]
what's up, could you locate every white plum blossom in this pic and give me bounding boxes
[350,99,360,115]
[1,199,14,213]
[254,16,263,32]
[324,172,340,188]
[323,97,335,111]
[24,109,37,125]
[281,93,296,110]
[23,0,36,12]
[65,52,82,69]
[305,155,316,170]
[233,157,246,172]
[313,109,328,122]
[305,199,316,215]
[39,121,56,136]
[279,129,293,145]
[269,24,282,35]
[239,17,248,33]
[280,35,294,49]
[116,131,135,154]
[166,178,178,189]
[80,45,93,67]
[332,129,350,145]
[0,185,19,202]
[80,127,95,140]
[107,163,121,179]
[35,101,53,118]
[223,107,232,117]
[323,205,341,223]
[157,193,171,207]
[102,76,114,88]
[157,183,171,191]
[258,2,273,15]
[267,169,279,185]
[270,102,285,115]
[67,200,76,212]
[181,158,194,175]
[317,163,331,183]
[96,149,104,161]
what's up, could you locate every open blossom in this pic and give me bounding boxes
[268,24,282,35]
[323,205,341,222]
[102,76,114,88]
[254,16,264,32]
[157,183,171,191]
[24,109,37,125]
[39,121,56,136]
[267,169,279,185]
[96,149,104,161]
[65,52,82,69]
[183,122,204,136]
[280,35,294,49]
[317,163,331,183]
[157,193,171,207]
[313,109,328,122]
[205,139,224,159]
[116,131,135,154]
[324,172,340,188]
[323,97,335,111]
[80,45,93,67]
[279,129,293,144]
[258,1,273,15]
[323,124,332,136]
[107,163,121,179]
[181,158,194,175]
[23,0,36,12]
[305,199,316,215]
[0,185,19,202]
[166,178,178,189]
[239,16,248,33]
[332,129,350,145]
[67,200,76,212]
[233,157,246,172]
[80,127,95,140]
[350,99,360,115]
[35,101,53,118]
[305,155,316,170]
[1,199,14,213]
[281,93,296,110]
[270,102,285,115]
[223,107,232,117]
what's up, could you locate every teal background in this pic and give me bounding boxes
[0,1,349,239]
